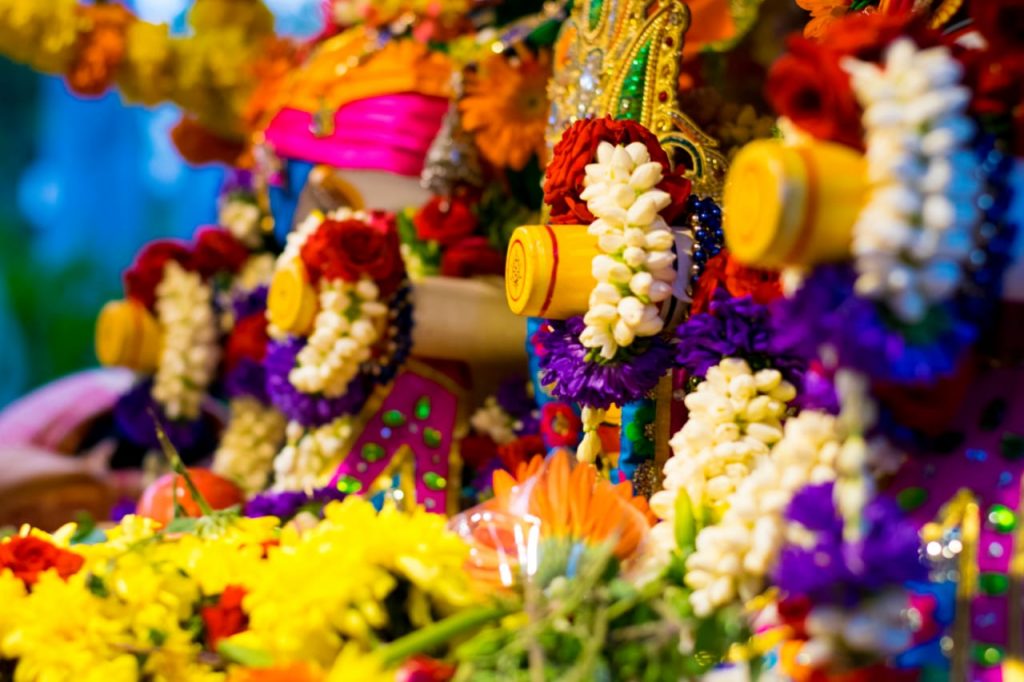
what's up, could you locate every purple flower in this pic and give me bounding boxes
[770,265,976,384]
[676,296,805,383]
[244,486,346,519]
[225,357,269,402]
[113,379,214,457]
[264,337,370,427]
[496,378,535,418]
[534,317,673,410]
[220,169,255,197]
[232,285,268,322]
[775,482,926,605]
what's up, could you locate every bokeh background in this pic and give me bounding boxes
[0,0,320,406]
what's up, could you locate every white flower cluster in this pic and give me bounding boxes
[219,198,264,248]
[649,359,795,551]
[213,397,288,494]
[844,38,980,323]
[152,261,220,420]
[273,416,355,491]
[469,397,517,445]
[290,277,387,397]
[684,410,841,617]
[579,141,676,359]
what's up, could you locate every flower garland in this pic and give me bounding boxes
[151,261,220,421]
[273,416,356,491]
[843,38,979,324]
[213,397,288,494]
[683,409,842,617]
[649,359,795,555]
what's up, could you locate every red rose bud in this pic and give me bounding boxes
[540,402,582,449]
[395,657,456,682]
[439,236,504,278]
[413,196,479,246]
[0,535,85,587]
[123,239,194,310]
[201,585,249,649]
[193,227,250,277]
[543,116,690,225]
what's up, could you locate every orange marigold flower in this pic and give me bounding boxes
[459,50,551,171]
[68,3,134,97]
[230,663,325,682]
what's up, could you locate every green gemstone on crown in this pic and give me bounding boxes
[617,41,651,121]
[361,443,385,462]
[987,504,1017,533]
[337,476,363,494]
[973,644,1005,667]
[423,428,442,448]
[423,472,447,491]
[588,0,604,30]
[978,572,1010,596]
[383,410,406,428]
[414,396,432,420]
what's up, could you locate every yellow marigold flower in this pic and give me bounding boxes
[326,644,393,682]
[0,571,26,659]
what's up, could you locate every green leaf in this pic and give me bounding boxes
[151,414,214,517]
[163,518,199,534]
[148,628,168,647]
[217,641,275,668]
[86,573,109,598]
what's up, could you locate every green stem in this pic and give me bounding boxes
[151,413,215,517]
[378,604,512,667]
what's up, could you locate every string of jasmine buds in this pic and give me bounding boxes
[213,397,288,494]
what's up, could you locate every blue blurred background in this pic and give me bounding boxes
[0,0,320,407]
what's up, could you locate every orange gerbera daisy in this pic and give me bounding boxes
[797,0,852,39]
[459,50,552,171]
[229,663,325,682]
[457,451,654,589]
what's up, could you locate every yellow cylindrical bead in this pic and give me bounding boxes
[268,260,319,335]
[505,224,601,319]
[95,299,162,372]
[723,139,867,268]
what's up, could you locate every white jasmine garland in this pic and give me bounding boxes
[213,397,288,494]
[151,261,220,421]
[843,38,981,323]
[273,416,355,491]
[579,141,676,360]
[219,197,264,249]
[289,276,387,397]
[684,410,842,617]
[649,359,795,543]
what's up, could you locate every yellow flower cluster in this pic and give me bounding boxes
[231,498,478,668]
[0,0,275,139]
[0,499,478,681]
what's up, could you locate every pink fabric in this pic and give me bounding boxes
[265,93,449,177]
[0,368,135,451]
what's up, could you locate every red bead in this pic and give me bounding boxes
[658,91,668,102]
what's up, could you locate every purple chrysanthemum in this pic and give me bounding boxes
[534,316,673,410]
[244,486,345,520]
[264,337,370,427]
[774,482,926,605]
[113,379,214,456]
[496,378,535,418]
[770,265,976,384]
[232,285,268,322]
[676,295,805,383]
[225,357,269,402]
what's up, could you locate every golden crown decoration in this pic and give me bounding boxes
[547,0,728,199]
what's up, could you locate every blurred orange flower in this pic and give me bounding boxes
[460,51,551,171]
[797,0,852,39]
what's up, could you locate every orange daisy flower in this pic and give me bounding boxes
[459,451,654,589]
[229,663,325,682]
[797,0,852,39]
[459,50,552,171]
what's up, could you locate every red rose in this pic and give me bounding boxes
[225,313,270,371]
[300,212,404,295]
[497,434,546,472]
[961,50,1024,155]
[123,239,194,310]
[193,226,250,278]
[543,117,691,225]
[459,434,499,470]
[972,0,1024,52]
[690,252,729,315]
[0,535,85,587]
[413,196,478,246]
[201,585,248,649]
[766,36,864,150]
[439,236,504,278]
[540,402,581,449]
